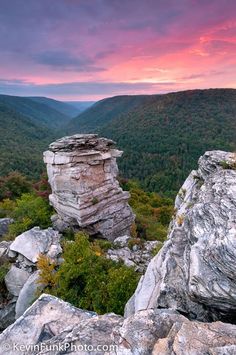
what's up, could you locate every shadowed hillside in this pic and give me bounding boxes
[0,94,71,129]
[0,103,54,178]
[29,96,81,118]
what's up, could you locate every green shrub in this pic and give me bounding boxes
[62,228,75,241]
[127,182,173,242]
[156,206,174,226]
[145,223,167,241]
[0,261,10,295]
[92,239,113,252]
[7,193,52,239]
[106,266,140,314]
[0,198,16,218]
[38,232,140,315]
[0,262,10,283]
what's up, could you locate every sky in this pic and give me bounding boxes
[0,0,236,100]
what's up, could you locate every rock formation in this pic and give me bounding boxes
[1,150,236,354]
[107,235,161,272]
[1,294,236,355]
[43,134,134,241]
[125,151,236,322]
[0,227,62,329]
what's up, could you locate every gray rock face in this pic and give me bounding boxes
[1,228,62,330]
[15,271,43,318]
[125,151,236,322]
[5,265,30,297]
[0,294,94,354]
[0,218,13,238]
[0,241,11,258]
[43,134,135,241]
[9,227,62,264]
[1,295,236,355]
[0,300,16,332]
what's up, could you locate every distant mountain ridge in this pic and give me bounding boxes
[29,96,81,119]
[65,101,95,114]
[67,89,236,195]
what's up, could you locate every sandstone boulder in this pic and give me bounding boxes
[125,151,236,322]
[1,295,236,354]
[43,134,135,241]
[9,227,62,263]
[0,228,62,330]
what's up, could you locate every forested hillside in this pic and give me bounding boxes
[0,95,72,129]
[66,95,150,132]
[0,103,54,178]
[29,97,81,119]
[1,89,236,195]
[67,89,236,196]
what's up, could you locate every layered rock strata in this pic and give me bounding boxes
[43,134,134,240]
[125,151,236,322]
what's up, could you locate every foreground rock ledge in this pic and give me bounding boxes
[43,134,134,241]
[1,294,236,355]
[125,151,236,323]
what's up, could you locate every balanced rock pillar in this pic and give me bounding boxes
[43,134,135,240]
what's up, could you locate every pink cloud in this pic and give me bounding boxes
[0,0,235,99]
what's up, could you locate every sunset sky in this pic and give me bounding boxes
[0,0,236,100]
